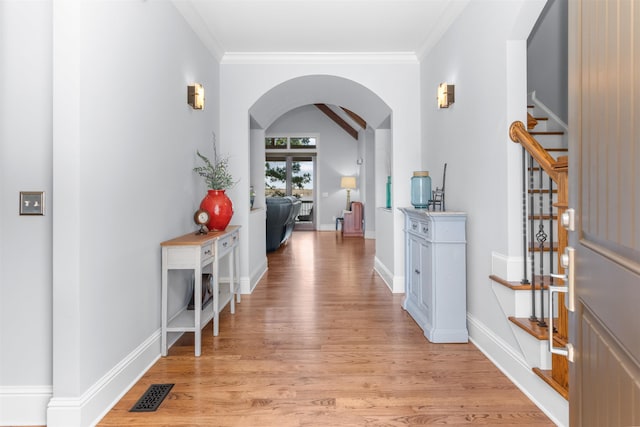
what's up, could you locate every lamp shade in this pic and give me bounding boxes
[340,176,356,189]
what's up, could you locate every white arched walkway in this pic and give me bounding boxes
[219,63,422,294]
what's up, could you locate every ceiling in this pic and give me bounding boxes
[173,0,469,59]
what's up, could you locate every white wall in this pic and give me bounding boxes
[265,105,360,229]
[248,129,267,292]
[1,1,220,425]
[420,1,567,425]
[0,2,54,423]
[528,0,568,122]
[221,59,421,293]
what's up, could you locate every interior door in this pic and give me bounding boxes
[568,0,640,425]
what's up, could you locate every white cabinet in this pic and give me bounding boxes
[400,209,468,343]
[160,226,240,356]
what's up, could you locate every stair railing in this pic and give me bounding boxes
[510,120,570,390]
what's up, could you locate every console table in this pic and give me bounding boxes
[160,226,240,356]
[400,208,468,343]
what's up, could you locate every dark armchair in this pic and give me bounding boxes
[265,196,301,251]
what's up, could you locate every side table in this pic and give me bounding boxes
[160,226,240,356]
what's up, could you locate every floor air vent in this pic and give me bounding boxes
[130,383,174,412]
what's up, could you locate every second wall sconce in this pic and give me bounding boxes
[437,82,455,108]
[187,83,205,110]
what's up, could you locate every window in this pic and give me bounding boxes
[265,136,317,150]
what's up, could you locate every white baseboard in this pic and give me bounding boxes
[467,313,568,427]
[491,251,529,282]
[318,223,337,231]
[47,330,161,427]
[0,385,52,425]
[373,256,392,291]
[247,258,267,294]
[373,257,403,293]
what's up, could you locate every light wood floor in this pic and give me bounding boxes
[98,231,553,426]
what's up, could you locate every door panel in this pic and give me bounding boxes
[579,306,640,426]
[569,0,640,425]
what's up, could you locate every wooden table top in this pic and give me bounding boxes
[160,225,240,247]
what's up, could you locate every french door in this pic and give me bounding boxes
[265,155,315,230]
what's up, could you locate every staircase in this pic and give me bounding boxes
[491,101,569,399]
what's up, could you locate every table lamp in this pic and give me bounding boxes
[340,176,356,210]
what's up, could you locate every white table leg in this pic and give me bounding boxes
[229,248,235,314]
[161,249,168,356]
[235,243,241,303]
[213,241,220,337]
[194,265,202,356]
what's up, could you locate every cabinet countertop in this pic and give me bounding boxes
[399,207,466,216]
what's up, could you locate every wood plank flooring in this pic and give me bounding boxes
[98,231,553,426]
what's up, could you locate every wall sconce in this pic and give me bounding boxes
[340,176,357,210]
[187,83,204,110]
[437,83,455,108]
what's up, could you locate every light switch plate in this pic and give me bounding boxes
[20,191,44,215]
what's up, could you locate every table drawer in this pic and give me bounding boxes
[418,220,431,239]
[409,218,432,239]
[201,243,214,262]
[218,231,238,254]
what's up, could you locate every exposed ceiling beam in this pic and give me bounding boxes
[314,104,359,140]
[341,107,367,129]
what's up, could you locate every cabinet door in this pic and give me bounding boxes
[419,240,433,324]
[407,235,422,305]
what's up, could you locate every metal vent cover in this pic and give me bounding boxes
[130,383,174,412]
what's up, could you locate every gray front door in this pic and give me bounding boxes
[568,0,640,425]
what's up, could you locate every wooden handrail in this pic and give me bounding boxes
[509,121,560,183]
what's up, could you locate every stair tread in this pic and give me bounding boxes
[509,317,551,340]
[533,368,569,400]
[528,214,558,220]
[528,188,558,194]
[490,274,554,290]
[509,317,567,343]
[530,131,565,135]
[528,241,559,252]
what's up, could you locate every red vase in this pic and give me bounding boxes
[200,189,233,231]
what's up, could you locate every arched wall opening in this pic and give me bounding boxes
[245,75,393,289]
[220,64,422,295]
[250,75,391,231]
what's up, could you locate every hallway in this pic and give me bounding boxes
[98,231,553,426]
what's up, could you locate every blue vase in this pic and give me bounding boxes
[411,171,431,208]
[386,176,392,208]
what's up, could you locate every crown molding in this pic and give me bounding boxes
[172,0,225,61]
[220,52,419,65]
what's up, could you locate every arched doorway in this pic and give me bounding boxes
[223,69,421,295]
[248,75,392,261]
